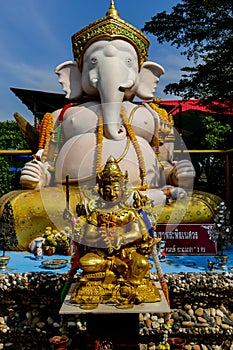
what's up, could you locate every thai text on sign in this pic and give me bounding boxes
[156,224,217,255]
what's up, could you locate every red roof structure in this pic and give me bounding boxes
[160,99,233,116]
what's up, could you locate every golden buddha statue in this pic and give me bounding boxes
[69,156,161,309]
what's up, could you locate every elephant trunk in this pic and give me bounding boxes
[98,63,136,140]
[101,102,126,140]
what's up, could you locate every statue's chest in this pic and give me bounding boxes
[62,106,99,140]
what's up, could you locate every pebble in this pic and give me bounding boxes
[182,321,195,327]
[215,315,222,325]
[195,308,204,317]
[221,323,230,330]
[201,345,208,350]
[216,309,224,317]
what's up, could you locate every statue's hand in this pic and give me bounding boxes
[20,159,51,190]
[168,159,195,189]
[170,186,187,200]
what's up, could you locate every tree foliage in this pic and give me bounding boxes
[143,0,233,103]
[0,121,29,196]
[0,120,28,150]
[199,116,232,198]
[201,116,232,150]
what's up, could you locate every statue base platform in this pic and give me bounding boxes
[60,282,170,349]
[60,282,170,315]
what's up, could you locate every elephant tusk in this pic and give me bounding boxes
[91,78,98,88]
[119,79,134,92]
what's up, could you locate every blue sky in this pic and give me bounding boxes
[0,0,185,124]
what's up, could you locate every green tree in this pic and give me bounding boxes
[0,120,28,150]
[0,121,29,196]
[200,116,232,197]
[143,0,233,104]
[201,116,232,150]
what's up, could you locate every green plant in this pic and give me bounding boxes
[200,115,232,198]
[0,120,30,197]
[42,226,71,255]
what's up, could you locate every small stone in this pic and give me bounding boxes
[139,345,147,350]
[201,345,208,350]
[198,317,207,323]
[216,309,224,317]
[139,313,144,322]
[215,316,222,325]
[148,343,156,350]
[221,323,230,330]
[205,309,210,316]
[151,321,159,329]
[195,308,204,317]
[151,315,158,321]
[172,311,180,321]
[31,316,40,328]
[36,321,45,329]
[184,304,192,310]
[210,308,216,317]
[146,319,152,328]
[188,309,194,316]
[26,311,32,319]
[193,345,201,350]
[53,322,60,328]
[184,346,192,350]
[158,317,164,324]
[47,316,53,324]
[182,321,195,327]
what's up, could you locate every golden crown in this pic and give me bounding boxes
[97,156,128,185]
[72,0,150,70]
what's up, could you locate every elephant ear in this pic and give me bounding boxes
[55,61,83,100]
[135,62,165,100]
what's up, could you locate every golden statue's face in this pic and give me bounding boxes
[101,181,122,202]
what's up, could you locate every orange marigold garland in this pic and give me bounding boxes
[148,99,174,144]
[38,112,54,162]
[96,114,104,174]
[120,107,147,188]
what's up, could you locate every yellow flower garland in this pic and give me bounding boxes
[120,107,147,188]
[38,112,54,162]
[96,113,104,174]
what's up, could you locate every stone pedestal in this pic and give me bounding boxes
[60,282,170,349]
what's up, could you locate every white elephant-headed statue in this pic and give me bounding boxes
[20,2,195,202]
[1,1,221,251]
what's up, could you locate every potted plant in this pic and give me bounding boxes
[0,201,18,269]
[42,226,71,256]
[49,335,70,350]
[42,227,58,256]
[209,201,232,268]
